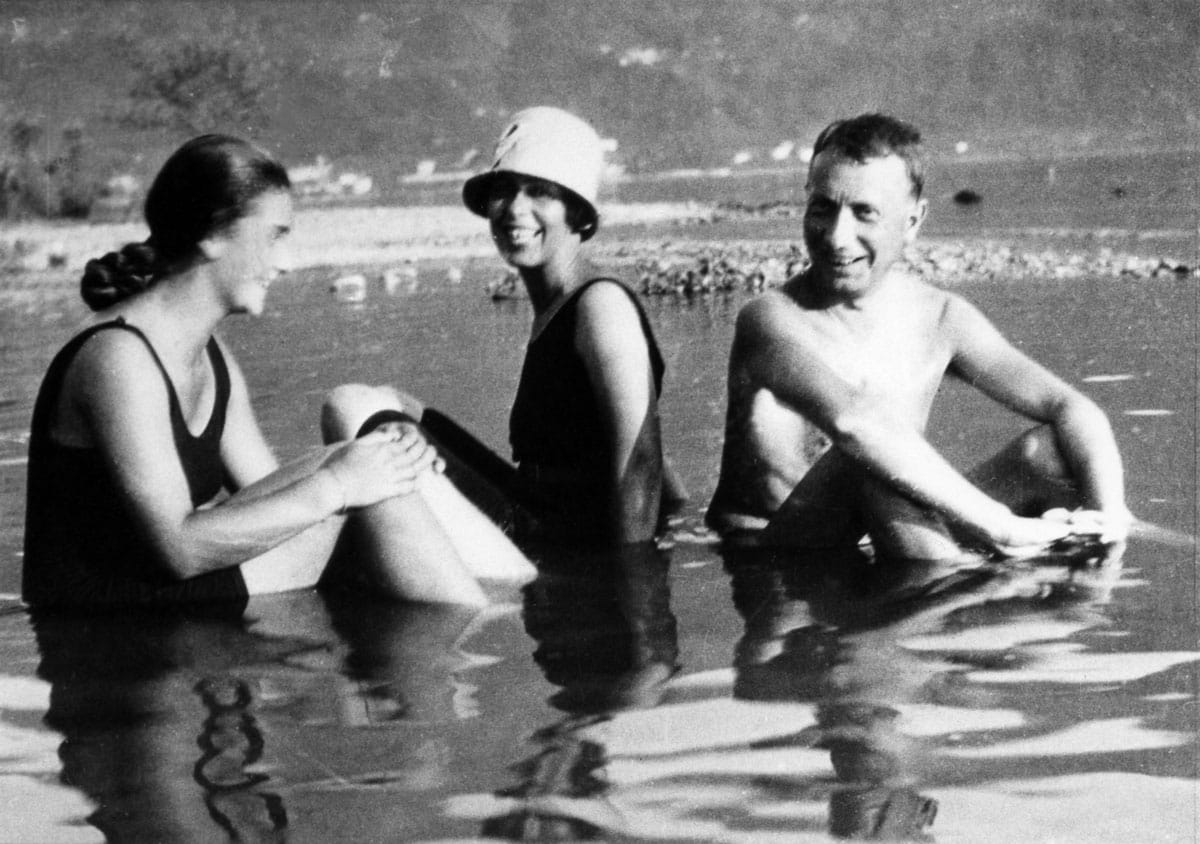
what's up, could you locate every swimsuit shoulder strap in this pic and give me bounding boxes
[101,318,187,425]
[31,317,198,444]
[576,277,666,391]
[30,318,149,439]
[201,336,232,440]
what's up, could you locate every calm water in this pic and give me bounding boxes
[0,258,1196,841]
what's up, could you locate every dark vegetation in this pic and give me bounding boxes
[0,0,1195,219]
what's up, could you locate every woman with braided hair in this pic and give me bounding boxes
[23,134,531,611]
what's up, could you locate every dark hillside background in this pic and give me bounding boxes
[1,0,1196,189]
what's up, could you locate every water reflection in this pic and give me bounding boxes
[31,589,506,841]
[33,602,291,842]
[723,544,1122,841]
[484,543,678,839]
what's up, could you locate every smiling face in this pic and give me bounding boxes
[209,189,294,316]
[802,151,926,301]
[484,173,580,270]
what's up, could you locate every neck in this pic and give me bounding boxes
[111,267,226,362]
[788,265,900,311]
[519,251,590,316]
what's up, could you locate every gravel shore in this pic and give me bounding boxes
[1,201,1194,302]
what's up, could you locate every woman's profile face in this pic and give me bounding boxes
[211,189,294,317]
[485,174,576,268]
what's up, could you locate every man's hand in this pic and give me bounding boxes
[1041,507,1133,545]
[989,513,1072,558]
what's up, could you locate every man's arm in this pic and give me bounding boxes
[944,295,1129,528]
[738,295,1068,549]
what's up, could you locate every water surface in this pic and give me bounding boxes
[0,229,1195,840]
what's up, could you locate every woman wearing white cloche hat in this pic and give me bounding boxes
[455,107,686,546]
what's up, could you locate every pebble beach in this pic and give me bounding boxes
[1,200,1195,304]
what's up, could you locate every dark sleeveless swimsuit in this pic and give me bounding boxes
[508,278,666,541]
[383,278,667,545]
[23,318,248,610]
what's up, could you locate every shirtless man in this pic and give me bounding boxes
[706,113,1130,559]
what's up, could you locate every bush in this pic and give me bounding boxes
[0,120,99,220]
[120,40,272,133]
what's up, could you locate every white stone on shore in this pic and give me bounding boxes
[331,273,367,303]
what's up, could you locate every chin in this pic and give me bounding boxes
[232,298,265,317]
[502,248,543,269]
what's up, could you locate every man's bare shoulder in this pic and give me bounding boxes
[735,287,811,337]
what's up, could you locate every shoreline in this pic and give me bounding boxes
[1,202,1194,301]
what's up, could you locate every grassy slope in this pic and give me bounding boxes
[0,0,1195,186]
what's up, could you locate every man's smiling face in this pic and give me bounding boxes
[802,151,926,301]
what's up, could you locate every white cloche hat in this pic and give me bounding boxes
[462,107,604,237]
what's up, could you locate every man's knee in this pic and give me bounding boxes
[1014,425,1070,479]
[861,479,961,561]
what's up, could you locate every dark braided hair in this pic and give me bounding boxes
[81,135,290,311]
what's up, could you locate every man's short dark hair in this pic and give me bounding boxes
[811,114,925,199]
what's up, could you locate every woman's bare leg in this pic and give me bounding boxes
[230,447,347,594]
[321,384,538,603]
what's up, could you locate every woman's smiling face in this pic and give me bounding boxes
[210,189,294,316]
[485,174,577,268]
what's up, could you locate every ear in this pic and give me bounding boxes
[905,197,928,243]
[197,235,227,262]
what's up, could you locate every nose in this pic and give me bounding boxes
[506,186,534,215]
[486,185,530,222]
[273,241,294,276]
[826,206,856,250]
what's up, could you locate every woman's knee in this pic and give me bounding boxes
[321,384,408,442]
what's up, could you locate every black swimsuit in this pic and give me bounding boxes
[23,318,248,610]
[508,278,666,540]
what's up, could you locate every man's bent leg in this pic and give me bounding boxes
[758,449,865,548]
[760,449,966,561]
[859,478,965,562]
[967,424,1078,516]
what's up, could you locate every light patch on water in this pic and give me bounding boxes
[1123,408,1174,416]
[1141,692,1194,703]
[0,675,50,709]
[0,721,66,774]
[442,789,735,840]
[930,773,1197,843]
[897,704,1025,736]
[670,531,722,546]
[666,667,734,692]
[1081,373,1136,383]
[966,647,1200,684]
[605,780,837,843]
[593,697,819,757]
[903,619,1093,652]
[0,775,101,843]
[943,716,1186,758]
[607,745,831,785]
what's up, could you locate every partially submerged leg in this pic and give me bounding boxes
[758,449,864,549]
[232,446,348,594]
[967,424,1078,516]
[760,448,963,561]
[323,385,533,598]
[858,478,964,562]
